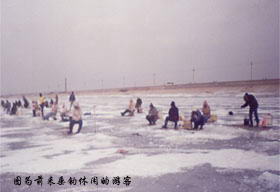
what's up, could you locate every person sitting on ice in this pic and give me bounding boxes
[60,103,70,122]
[162,101,179,129]
[68,102,83,134]
[191,109,205,130]
[202,100,211,122]
[241,93,259,127]
[44,103,58,120]
[146,103,159,125]
[121,99,135,116]
[135,97,143,113]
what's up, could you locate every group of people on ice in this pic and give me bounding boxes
[35,91,83,134]
[1,92,260,134]
[121,98,212,130]
[1,96,29,115]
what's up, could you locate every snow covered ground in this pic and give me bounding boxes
[0,91,279,192]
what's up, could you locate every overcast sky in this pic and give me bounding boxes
[1,0,279,95]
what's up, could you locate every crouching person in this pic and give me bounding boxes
[146,103,159,125]
[60,103,70,122]
[162,101,179,129]
[191,110,205,130]
[121,99,135,116]
[68,102,83,134]
[44,103,58,120]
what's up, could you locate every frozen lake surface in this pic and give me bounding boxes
[1,92,279,192]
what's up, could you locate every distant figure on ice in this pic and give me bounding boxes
[162,101,179,129]
[50,99,54,107]
[32,101,40,117]
[241,93,259,127]
[60,103,70,122]
[22,96,29,108]
[16,100,22,108]
[68,102,83,134]
[202,100,211,122]
[44,103,58,120]
[121,99,135,116]
[191,110,205,130]
[146,103,159,125]
[135,97,143,113]
[1,100,5,109]
[5,100,11,114]
[55,94,59,105]
[38,93,46,118]
[10,102,18,115]
[69,91,76,110]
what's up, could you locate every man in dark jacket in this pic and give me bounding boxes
[241,93,259,127]
[162,101,179,129]
[69,91,76,110]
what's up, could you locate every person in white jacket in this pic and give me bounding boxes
[68,102,83,134]
[121,99,135,116]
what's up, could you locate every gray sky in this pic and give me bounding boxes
[1,0,279,95]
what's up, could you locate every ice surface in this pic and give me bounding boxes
[0,92,279,191]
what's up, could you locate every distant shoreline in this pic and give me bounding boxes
[1,79,279,98]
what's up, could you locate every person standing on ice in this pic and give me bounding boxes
[38,93,46,118]
[146,103,159,125]
[68,102,83,134]
[121,99,135,116]
[69,91,76,110]
[162,101,179,129]
[241,93,259,127]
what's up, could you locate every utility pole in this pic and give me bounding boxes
[192,68,195,83]
[250,62,253,80]
[101,79,104,90]
[65,78,67,93]
[123,76,125,87]
[153,73,156,86]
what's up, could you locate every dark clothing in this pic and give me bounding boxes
[241,94,258,109]
[121,109,134,116]
[168,106,179,122]
[191,110,205,130]
[32,109,36,117]
[55,95,59,104]
[40,103,45,118]
[162,104,179,129]
[163,116,178,129]
[23,97,29,108]
[135,98,143,113]
[69,119,83,134]
[249,108,259,126]
[10,103,17,115]
[69,93,76,103]
[241,94,259,126]
[135,98,142,107]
